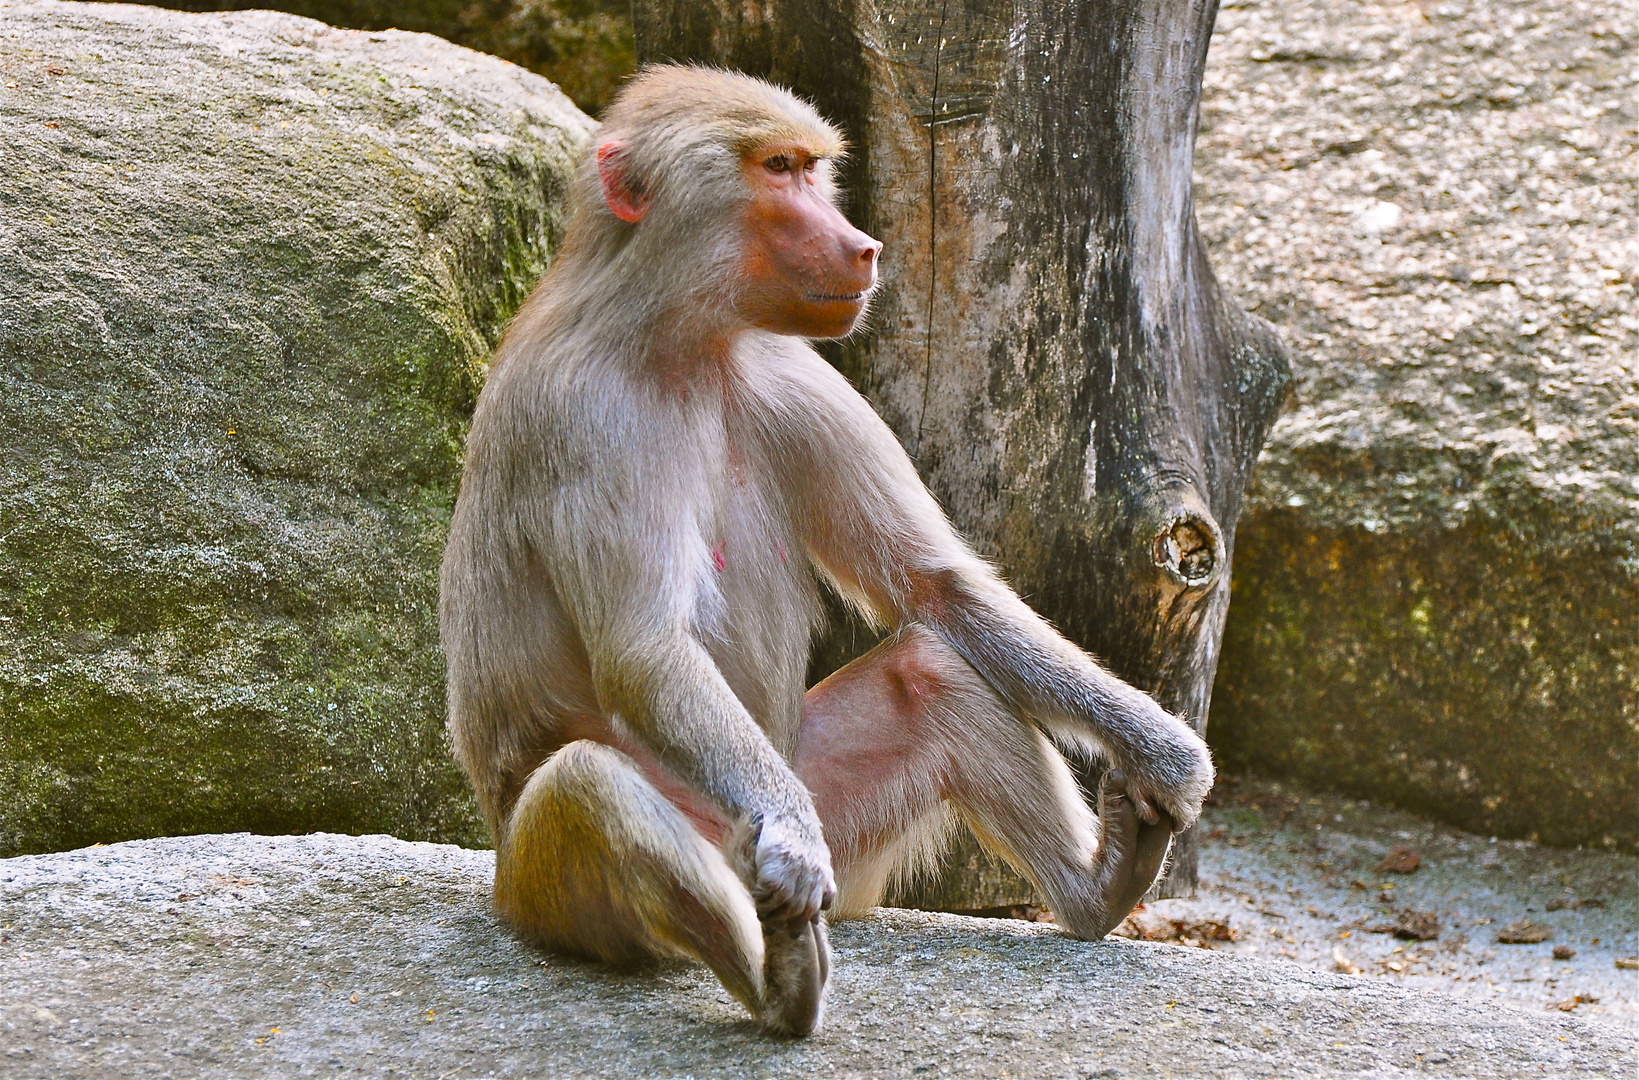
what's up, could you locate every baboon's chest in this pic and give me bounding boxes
[690,440,818,742]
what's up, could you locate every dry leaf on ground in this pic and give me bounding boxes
[1112,910,1239,947]
[1375,846,1421,874]
[1550,995,1599,1012]
[1496,919,1552,944]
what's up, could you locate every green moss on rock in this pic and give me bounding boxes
[0,1,594,856]
[1213,507,1637,849]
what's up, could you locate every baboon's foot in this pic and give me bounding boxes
[1082,769,1175,939]
[758,913,830,1037]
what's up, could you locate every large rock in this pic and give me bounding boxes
[0,0,594,856]
[1,833,1629,1077]
[116,1,637,115]
[1198,0,1637,848]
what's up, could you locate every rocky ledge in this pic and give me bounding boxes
[1,834,1629,1078]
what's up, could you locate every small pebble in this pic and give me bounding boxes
[1552,945,1576,960]
[1376,846,1421,874]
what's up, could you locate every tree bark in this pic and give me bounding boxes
[633,0,1289,898]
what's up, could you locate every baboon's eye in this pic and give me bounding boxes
[764,154,792,174]
[803,157,819,174]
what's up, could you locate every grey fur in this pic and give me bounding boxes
[440,65,1212,1035]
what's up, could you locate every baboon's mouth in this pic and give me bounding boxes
[807,291,865,303]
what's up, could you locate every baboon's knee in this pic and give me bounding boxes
[495,742,651,959]
[526,739,631,799]
[496,740,763,983]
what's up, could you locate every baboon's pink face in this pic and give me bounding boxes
[733,146,882,339]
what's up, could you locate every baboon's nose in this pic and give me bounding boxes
[852,231,882,270]
[843,229,881,286]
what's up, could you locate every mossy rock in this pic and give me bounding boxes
[1198,0,1636,849]
[118,0,637,116]
[0,1,594,856]
[1215,506,1636,849]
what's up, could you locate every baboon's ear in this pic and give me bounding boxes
[596,140,648,224]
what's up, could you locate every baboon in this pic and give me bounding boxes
[440,65,1214,1037]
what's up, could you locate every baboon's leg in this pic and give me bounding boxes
[796,626,1174,939]
[497,740,824,1033]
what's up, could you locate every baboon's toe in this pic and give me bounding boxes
[759,914,829,1037]
[1090,770,1175,936]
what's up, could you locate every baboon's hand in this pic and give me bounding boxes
[738,813,836,923]
[1117,704,1214,833]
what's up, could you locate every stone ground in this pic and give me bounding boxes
[1117,777,1638,1026]
[2,804,1633,1079]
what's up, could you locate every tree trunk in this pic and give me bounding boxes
[633,0,1289,898]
